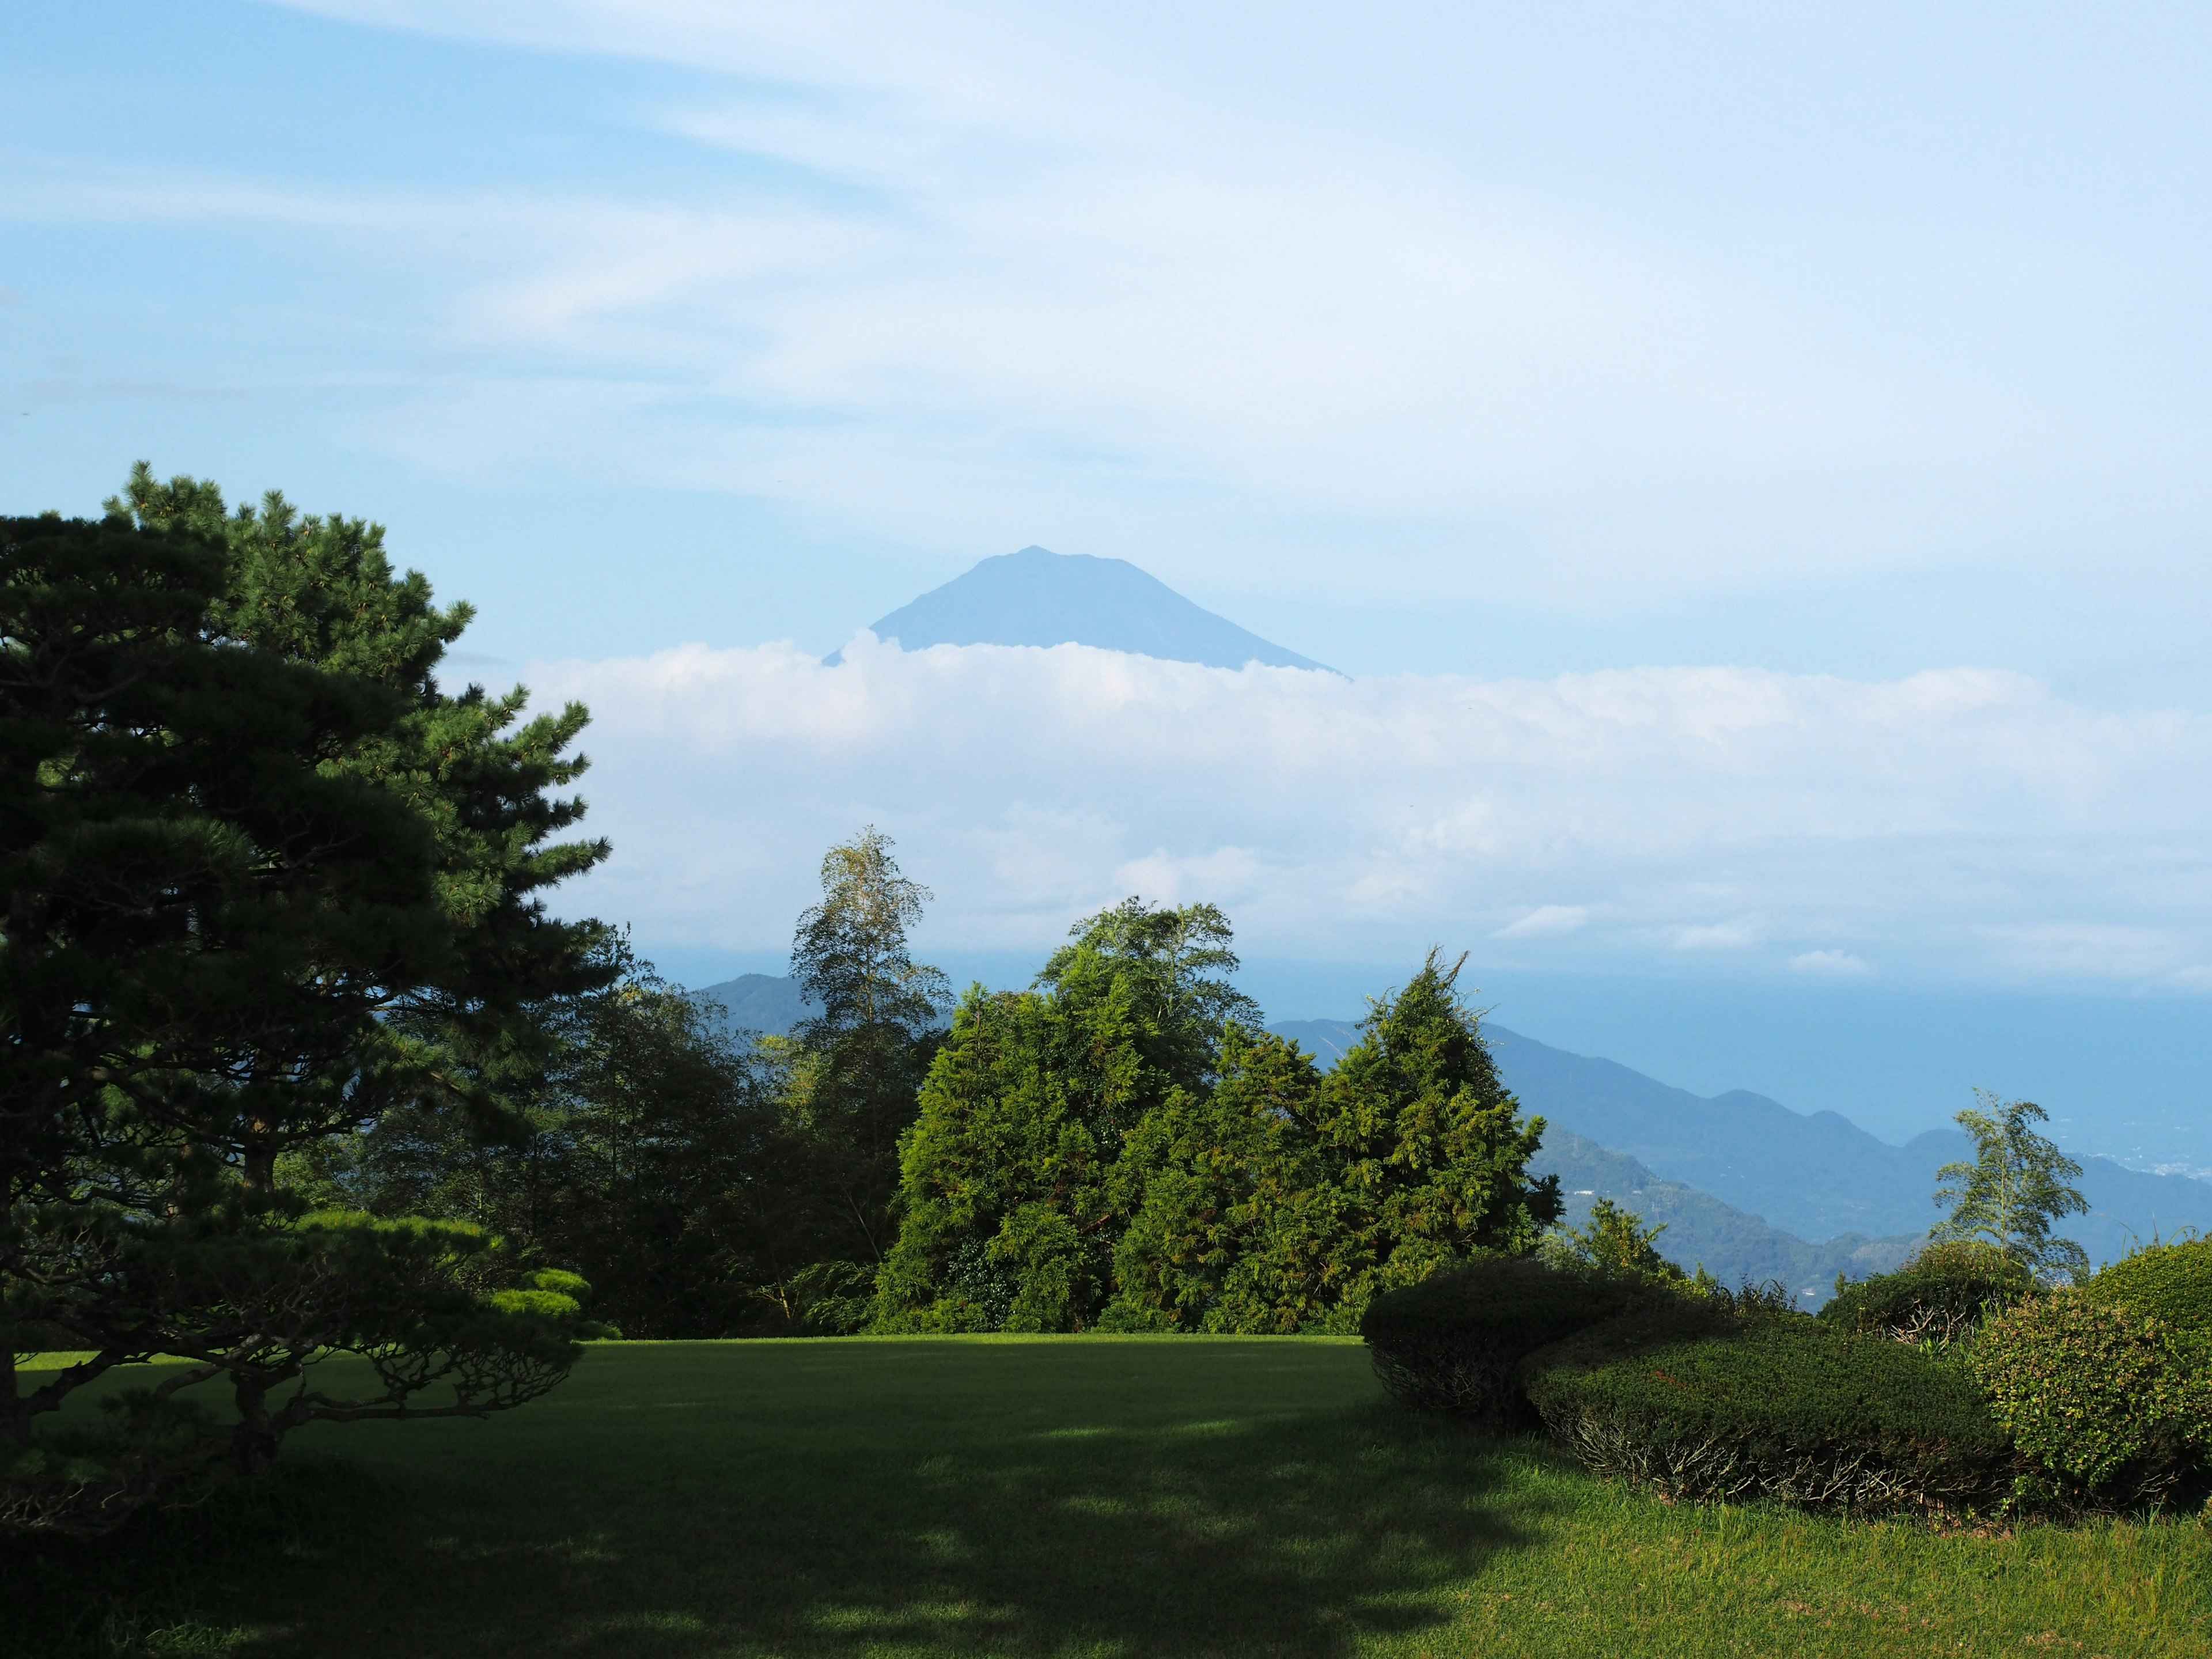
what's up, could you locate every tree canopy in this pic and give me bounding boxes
[1933,1091,2090,1284]
[2,468,608,1531]
[873,934,1559,1334]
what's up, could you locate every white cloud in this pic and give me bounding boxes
[1495,905,1590,940]
[528,637,2212,986]
[1790,949,1873,978]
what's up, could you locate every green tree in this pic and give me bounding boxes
[785,829,950,1305]
[1547,1198,1685,1283]
[877,933,1560,1335]
[871,899,1244,1331]
[1138,951,1561,1332]
[291,940,814,1338]
[2,469,606,1529]
[1933,1090,2090,1284]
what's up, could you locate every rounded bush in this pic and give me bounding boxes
[1359,1254,1671,1425]
[2088,1236,2212,1340]
[1527,1321,2010,1516]
[1970,1290,2211,1512]
[1819,1240,2033,1346]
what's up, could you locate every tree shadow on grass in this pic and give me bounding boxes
[8,1347,1556,1659]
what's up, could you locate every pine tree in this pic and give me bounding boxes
[2,469,608,1532]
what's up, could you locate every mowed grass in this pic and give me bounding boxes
[7,1338,2209,1659]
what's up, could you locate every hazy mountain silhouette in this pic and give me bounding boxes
[688,979,2211,1279]
[827,546,1333,671]
[694,974,815,1038]
[1538,1129,1922,1302]
[1271,1017,2212,1268]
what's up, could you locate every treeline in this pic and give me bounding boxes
[309,832,1565,1337]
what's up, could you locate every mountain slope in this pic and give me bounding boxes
[838,546,1331,672]
[1270,1017,2212,1266]
[1537,1130,1921,1300]
[694,974,815,1039]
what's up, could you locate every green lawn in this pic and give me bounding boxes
[7,1337,2208,1659]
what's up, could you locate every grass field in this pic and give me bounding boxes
[7,1337,2209,1659]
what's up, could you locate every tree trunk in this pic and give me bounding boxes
[229,1376,281,1475]
[0,1346,26,1447]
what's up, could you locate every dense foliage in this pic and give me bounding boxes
[1971,1290,2212,1513]
[2,470,609,1532]
[874,937,1559,1334]
[288,947,825,1338]
[1933,1093,2089,1283]
[1527,1322,2012,1515]
[1359,1253,1699,1422]
[1819,1240,2035,1346]
[779,828,951,1325]
[300,826,957,1338]
[1370,1200,2211,1522]
[2088,1235,2212,1347]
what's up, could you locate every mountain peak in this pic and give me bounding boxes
[832,546,1333,672]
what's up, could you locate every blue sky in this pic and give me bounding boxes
[6,2,2212,1150]
[9,2,2212,690]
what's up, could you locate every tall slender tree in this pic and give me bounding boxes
[1933,1091,2090,1283]
[785,829,949,1302]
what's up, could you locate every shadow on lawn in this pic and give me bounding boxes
[7,1399,1547,1659]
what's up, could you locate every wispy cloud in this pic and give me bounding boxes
[530,637,2212,988]
[32,0,2187,619]
[1791,949,1873,978]
[1495,905,1590,940]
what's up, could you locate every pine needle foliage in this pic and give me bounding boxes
[2,468,609,1532]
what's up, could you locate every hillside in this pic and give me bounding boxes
[694,973,815,1037]
[1538,1129,1920,1300]
[1272,1017,2212,1267]
[833,545,1332,671]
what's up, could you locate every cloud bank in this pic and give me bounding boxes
[532,637,2212,990]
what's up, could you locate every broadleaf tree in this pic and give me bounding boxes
[780,828,950,1319]
[1933,1091,2090,1284]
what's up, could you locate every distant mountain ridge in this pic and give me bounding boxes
[1537,1130,1921,1301]
[830,546,1332,672]
[687,978,2212,1283]
[694,974,815,1039]
[1271,1017,2212,1267]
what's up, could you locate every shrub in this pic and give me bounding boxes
[1515,1296,1744,1397]
[1819,1239,2033,1347]
[1971,1290,2212,1513]
[2088,1236,2212,1349]
[1527,1321,2011,1516]
[1359,1253,1675,1426]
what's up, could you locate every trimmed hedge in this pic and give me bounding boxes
[2088,1237,2212,1343]
[1971,1290,2212,1513]
[1359,1254,1668,1425]
[1819,1240,2033,1346]
[1526,1321,2011,1516]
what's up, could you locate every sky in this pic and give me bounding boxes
[5,2,2211,1154]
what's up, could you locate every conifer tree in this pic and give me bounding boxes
[2,469,608,1532]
